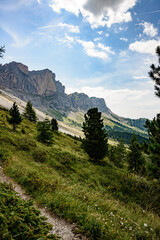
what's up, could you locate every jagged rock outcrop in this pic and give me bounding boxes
[0,62,64,96]
[67,93,112,115]
[0,61,112,115]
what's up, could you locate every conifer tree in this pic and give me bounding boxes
[7,102,22,131]
[37,118,53,144]
[149,45,160,97]
[0,45,5,58]
[51,118,58,131]
[128,135,145,173]
[146,46,160,180]
[82,108,108,162]
[23,101,37,123]
[145,115,160,179]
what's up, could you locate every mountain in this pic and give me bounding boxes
[0,61,112,115]
[0,61,147,141]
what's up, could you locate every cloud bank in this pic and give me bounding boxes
[50,0,138,28]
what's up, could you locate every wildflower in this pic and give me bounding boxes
[144,223,147,227]
[129,227,132,231]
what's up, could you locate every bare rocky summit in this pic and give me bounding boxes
[0,61,112,116]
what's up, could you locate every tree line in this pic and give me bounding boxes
[7,101,58,145]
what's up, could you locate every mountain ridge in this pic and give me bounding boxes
[0,61,146,132]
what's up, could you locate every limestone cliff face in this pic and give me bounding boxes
[0,62,64,96]
[67,93,112,115]
[29,69,57,96]
[0,61,112,115]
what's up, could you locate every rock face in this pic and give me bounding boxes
[0,62,64,96]
[0,61,112,115]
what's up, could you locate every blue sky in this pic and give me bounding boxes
[0,0,160,119]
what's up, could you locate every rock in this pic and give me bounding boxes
[0,61,112,116]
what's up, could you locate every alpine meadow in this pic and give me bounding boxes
[0,0,160,239]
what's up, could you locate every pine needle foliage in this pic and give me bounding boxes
[0,45,5,58]
[7,102,22,131]
[23,101,37,123]
[82,108,108,162]
[145,114,160,180]
[149,45,160,97]
[37,118,53,144]
[51,118,58,131]
[128,135,145,173]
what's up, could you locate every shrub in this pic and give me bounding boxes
[32,149,48,163]
[0,182,58,240]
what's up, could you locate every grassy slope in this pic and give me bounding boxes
[0,182,58,239]
[0,108,160,240]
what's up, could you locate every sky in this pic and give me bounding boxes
[0,0,160,119]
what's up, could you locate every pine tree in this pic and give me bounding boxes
[115,138,126,167]
[37,118,53,144]
[145,115,160,179]
[128,135,145,173]
[51,118,58,131]
[0,45,5,58]
[23,101,37,123]
[146,45,160,180]
[149,45,160,97]
[82,108,108,162]
[7,102,22,131]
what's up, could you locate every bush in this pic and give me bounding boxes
[0,182,58,240]
[32,149,48,163]
[17,138,37,151]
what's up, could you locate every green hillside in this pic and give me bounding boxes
[63,111,149,144]
[0,107,160,240]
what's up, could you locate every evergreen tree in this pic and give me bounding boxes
[146,45,160,180]
[23,101,37,122]
[7,102,22,131]
[128,135,145,173]
[0,45,5,58]
[82,108,108,162]
[37,118,53,144]
[115,138,126,167]
[145,114,160,179]
[109,139,126,168]
[149,45,160,97]
[51,118,58,131]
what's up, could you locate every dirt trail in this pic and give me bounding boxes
[0,166,87,240]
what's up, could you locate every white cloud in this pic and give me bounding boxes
[129,39,160,55]
[94,37,101,42]
[58,23,80,33]
[50,0,138,28]
[77,40,108,59]
[140,22,158,37]
[105,33,109,37]
[120,37,128,42]
[97,43,115,55]
[56,33,76,47]
[133,76,148,79]
[1,26,31,48]
[97,31,103,35]
[39,23,80,33]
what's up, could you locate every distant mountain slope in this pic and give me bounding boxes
[0,61,147,137]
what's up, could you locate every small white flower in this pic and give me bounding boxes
[144,223,147,227]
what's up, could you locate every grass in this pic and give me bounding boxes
[0,182,58,239]
[0,108,160,240]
